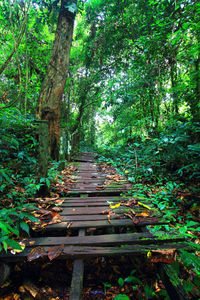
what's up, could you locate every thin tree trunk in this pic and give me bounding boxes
[0,2,30,75]
[37,0,76,160]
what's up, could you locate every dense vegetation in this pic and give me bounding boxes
[0,0,199,297]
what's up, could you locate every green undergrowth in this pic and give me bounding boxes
[96,133,200,296]
[0,108,62,252]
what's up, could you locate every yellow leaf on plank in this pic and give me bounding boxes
[147,251,151,259]
[110,203,121,209]
[136,211,149,217]
[138,202,152,210]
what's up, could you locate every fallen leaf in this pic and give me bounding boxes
[29,241,35,246]
[27,246,46,262]
[48,214,63,225]
[110,203,121,209]
[24,281,39,298]
[101,209,111,214]
[151,249,176,255]
[52,212,59,217]
[138,202,152,210]
[56,199,64,205]
[47,244,64,261]
[136,211,149,217]
[52,206,63,212]
[147,251,151,259]
[149,249,176,264]
[19,286,26,293]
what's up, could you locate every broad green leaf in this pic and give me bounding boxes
[118,277,124,287]
[20,221,30,235]
[7,239,22,250]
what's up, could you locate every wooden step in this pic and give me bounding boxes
[46,218,168,230]
[0,243,188,261]
[24,232,185,247]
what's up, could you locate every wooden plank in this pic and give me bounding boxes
[24,232,185,247]
[60,196,124,202]
[65,188,129,194]
[69,185,128,189]
[62,214,117,221]
[46,218,168,230]
[61,202,111,207]
[70,261,84,297]
[61,206,109,215]
[60,206,157,215]
[0,243,188,261]
[61,202,154,208]
[70,229,85,300]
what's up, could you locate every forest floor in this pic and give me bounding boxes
[0,161,199,300]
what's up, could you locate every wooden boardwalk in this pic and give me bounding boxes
[0,152,189,299]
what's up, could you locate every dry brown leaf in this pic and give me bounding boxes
[151,249,176,255]
[24,282,39,298]
[101,209,110,214]
[136,211,149,217]
[19,286,26,293]
[48,214,63,225]
[29,240,35,246]
[47,244,64,261]
[27,246,46,262]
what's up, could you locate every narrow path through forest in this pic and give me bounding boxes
[0,152,190,299]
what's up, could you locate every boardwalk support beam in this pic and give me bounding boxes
[69,229,85,300]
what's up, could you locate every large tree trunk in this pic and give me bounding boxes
[37,0,76,160]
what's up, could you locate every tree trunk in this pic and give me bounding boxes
[170,58,179,115]
[37,0,76,160]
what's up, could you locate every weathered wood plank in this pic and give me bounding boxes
[70,229,85,300]
[60,196,124,202]
[61,202,154,208]
[62,214,110,221]
[69,259,84,300]
[0,243,188,261]
[61,202,113,207]
[24,232,185,247]
[46,218,168,230]
[60,206,109,215]
[60,206,157,215]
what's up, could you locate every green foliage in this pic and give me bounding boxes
[144,285,156,299]
[118,277,124,287]
[0,204,38,252]
[179,250,200,276]
[113,295,130,300]
[0,108,38,201]
[97,120,200,183]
